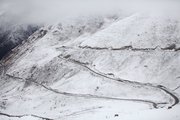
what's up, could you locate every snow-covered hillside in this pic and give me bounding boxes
[0,12,180,120]
[0,12,39,59]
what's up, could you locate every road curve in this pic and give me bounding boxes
[58,56,179,109]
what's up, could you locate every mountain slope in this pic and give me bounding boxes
[0,13,180,120]
[0,12,39,59]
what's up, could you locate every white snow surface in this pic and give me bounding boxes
[81,13,180,48]
[0,12,180,120]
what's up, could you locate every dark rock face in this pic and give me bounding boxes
[0,25,39,59]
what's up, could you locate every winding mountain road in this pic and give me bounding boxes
[58,55,179,109]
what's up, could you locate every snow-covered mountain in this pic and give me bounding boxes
[0,12,39,59]
[0,11,180,120]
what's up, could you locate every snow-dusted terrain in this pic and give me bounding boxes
[0,11,180,120]
[0,12,39,59]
